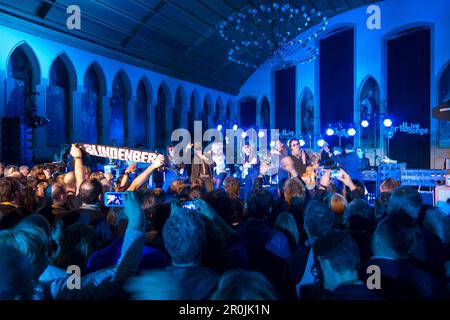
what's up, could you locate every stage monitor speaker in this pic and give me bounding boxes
[435,185,450,215]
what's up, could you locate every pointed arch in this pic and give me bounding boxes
[109,69,131,145]
[80,62,106,144]
[203,93,213,128]
[358,76,380,148]
[6,42,42,118]
[174,85,188,130]
[299,87,314,136]
[189,89,201,135]
[135,78,151,147]
[226,99,233,120]
[215,96,225,125]
[238,95,257,128]
[155,81,171,150]
[47,53,77,147]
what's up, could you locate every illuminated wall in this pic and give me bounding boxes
[239,0,450,168]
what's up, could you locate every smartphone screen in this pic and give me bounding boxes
[182,201,197,210]
[104,192,124,207]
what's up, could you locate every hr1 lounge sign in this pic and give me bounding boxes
[393,122,429,136]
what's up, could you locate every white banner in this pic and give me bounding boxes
[77,143,160,164]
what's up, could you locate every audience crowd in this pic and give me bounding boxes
[0,146,449,300]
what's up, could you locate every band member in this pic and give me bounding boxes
[211,141,226,189]
[162,144,188,192]
[190,142,214,192]
[270,139,289,180]
[288,138,311,176]
[356,147,371,171]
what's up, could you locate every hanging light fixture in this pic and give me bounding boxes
[219,2,328,70]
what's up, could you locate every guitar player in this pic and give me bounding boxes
[288,138,311,176]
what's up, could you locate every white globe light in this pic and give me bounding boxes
[326,128,334,136]
[317,139,325,147]
[232,124,238,131]
[299,139,306,147]
[217,124,223,131]
[347,128,356,136]
[361,120,369,128]
[258,130,265,138]
[241,132,247,138]
[383,118,393,127]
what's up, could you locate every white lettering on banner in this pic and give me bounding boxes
[78,144,161,164]
[66,5,81,30]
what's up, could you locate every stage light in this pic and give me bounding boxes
[258,130,265,138]
[347,127,356,137]
[361,119,369,128]
[270,141,276,148]
[241,132,247,139]
[317,138,325,147]
[299,138,306,147]
[383,118,393,127]
[326,127,335,136]
[232,124,238,131]
[216,124,223,131]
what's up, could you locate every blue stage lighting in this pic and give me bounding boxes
[347,127,356,136]
[317,138,325,147]
[361,119,369,128]
[383,118,393,127]
[216,124,223,131]
[326,127,335,136]
[232,124,238,131]
[299,138,306,147]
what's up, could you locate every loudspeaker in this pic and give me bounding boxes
[1,117,32,164]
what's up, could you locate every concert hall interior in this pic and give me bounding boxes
[0,0,449,302]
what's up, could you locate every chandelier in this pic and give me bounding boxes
[219,2,328,70]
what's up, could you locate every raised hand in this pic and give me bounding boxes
[123,191,145,231]
[70,144,82,158]
[125,163,137,174]
[151,155,165,170]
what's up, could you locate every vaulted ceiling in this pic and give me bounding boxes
[0,0,380,95]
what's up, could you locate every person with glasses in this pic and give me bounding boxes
[288,138,311,177]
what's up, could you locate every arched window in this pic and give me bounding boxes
[110,71,130,146]
[188,90,200,137]
[300,88,314,136]
[174,86,186,130]
[136,80,149,147]
[203,94,213,129]
[48,54,76,147]
[239,97,257,128]
[156,84,169,149]
[6,43,41,119]
[81,63,104,144]
[359,77,380,148]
